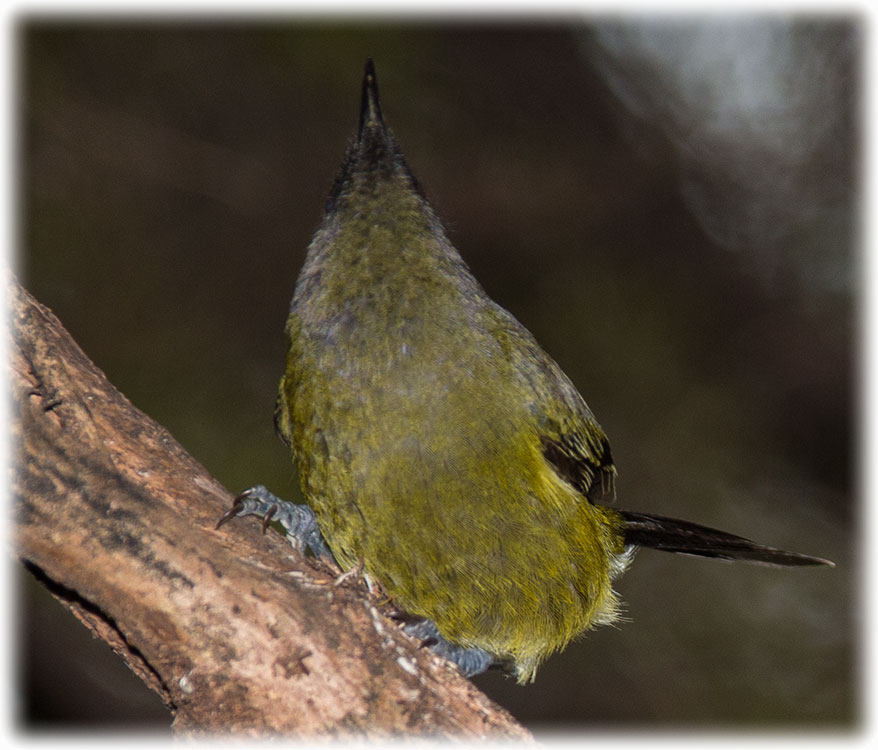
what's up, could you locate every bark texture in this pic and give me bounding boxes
[8,272,530,739]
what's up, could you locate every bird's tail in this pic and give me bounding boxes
[618,509,834,567]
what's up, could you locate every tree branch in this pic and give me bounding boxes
[8,271,530,739]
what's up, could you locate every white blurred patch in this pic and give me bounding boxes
[586,17,857,292]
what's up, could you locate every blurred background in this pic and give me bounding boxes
[14,14,857,734]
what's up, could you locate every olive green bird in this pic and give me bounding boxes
[218,59,833,684]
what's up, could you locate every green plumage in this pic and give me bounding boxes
[275,61,625,682]
[270,60,831,684]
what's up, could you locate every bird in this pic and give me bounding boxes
[217,59,833,684]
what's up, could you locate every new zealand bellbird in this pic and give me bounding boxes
[218,59,833,684]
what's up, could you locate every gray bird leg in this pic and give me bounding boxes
[401,618,495,678]
[216,485,334,563]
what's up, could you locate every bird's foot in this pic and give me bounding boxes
[400,617,495,678]
[216,485,335,564]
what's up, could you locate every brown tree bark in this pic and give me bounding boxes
[8,271,530,739]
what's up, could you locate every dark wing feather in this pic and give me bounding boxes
[540,431,615,503]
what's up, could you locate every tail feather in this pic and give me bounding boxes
[619,509,834,567]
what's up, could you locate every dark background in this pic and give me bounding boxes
[15,17,857,734]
